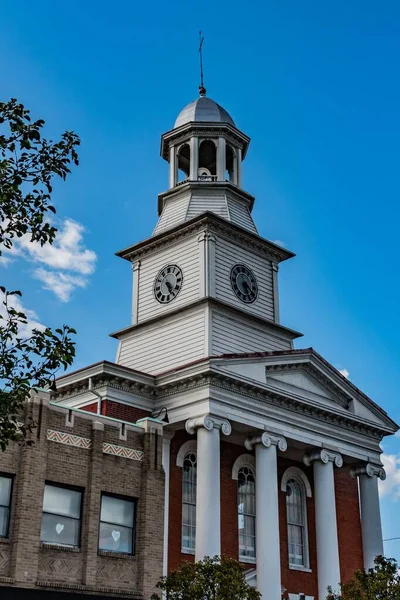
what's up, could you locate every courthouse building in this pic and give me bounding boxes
[0,88,397,600]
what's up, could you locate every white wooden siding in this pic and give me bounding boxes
[186,189,229,220]
[117,306,206,374]
[211,311,292,355]
[214,236,275,321]
[226,195,258,233]
[137,235,200,323]
[153,191,191,235]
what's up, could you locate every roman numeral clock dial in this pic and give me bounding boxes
[230,264,258,303]
[153,264,183,304]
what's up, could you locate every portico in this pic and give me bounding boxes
[181,412,386,600]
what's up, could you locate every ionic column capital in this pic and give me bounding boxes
[245,432,287,452]
[350,463,386,481]
[303,449,343,468]
[185,415,231,436]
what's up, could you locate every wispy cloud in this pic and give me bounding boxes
[272,239,287,247]
[33,269,89,303]
[1,219,97,301]
[0,289,45,338]
[379,454,400,500]
[339,368,350,379]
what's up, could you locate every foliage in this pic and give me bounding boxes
[327,556,400,600]
[0,98,80,449]
[151,556,261,600]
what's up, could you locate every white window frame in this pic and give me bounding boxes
[177,441,197,554]
[281,467,312,571]
[232,454,256,564]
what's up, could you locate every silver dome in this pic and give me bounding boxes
[174,96,235,129]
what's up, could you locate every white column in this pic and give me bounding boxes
[217,137,226,181]
[186,415,231,561]
[169,145,177,188]
[190,136,199,180]
[237,147,242,187]
[304,450,343,599]
[272,262,280,323]
[351,463,385,570]
[245,432,287,600]
[131,260,141,325]
[162,436,172,576]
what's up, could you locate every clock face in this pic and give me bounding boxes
[154,264,183,304]
[230,264,258,303]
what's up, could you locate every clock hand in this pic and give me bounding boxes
[165,280,173,293]
[242,280,250,294]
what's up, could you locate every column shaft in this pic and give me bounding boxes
[196,426,221,560]
[217,137,226,181]
[314,460,341,598]
[359,474,383,569]
[256,443,281,600]
[169,145,176,188]
[190,136,199,180]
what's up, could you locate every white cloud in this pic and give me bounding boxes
[33,269,89,303]
[0,289,45,338]
[379,454,400,500]
[339,368,350,379]
[15,219,96,275]
[1,218,97,301]
[272,239,287,247]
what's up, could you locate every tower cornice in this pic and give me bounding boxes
[116,212,294,264]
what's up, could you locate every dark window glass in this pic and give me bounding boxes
[99,495,135,554]
[40,484,82,547]
[0,476,12,538]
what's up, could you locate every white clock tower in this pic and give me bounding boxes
[112,88,302,374]
[52,85,397,600]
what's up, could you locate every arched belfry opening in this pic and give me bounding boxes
[198,140,216,180]
[177,143,190,182]
[226,145,235,182]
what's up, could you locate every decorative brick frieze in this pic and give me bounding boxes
[102,442,144,461]
[47,429,91,449]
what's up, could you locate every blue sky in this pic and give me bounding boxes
[1,0,400,560]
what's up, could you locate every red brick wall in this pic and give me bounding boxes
[168,434,364,594]
[335,470,364,582]
[80,400,151,423]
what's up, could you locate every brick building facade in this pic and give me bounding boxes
[0,393,164,599]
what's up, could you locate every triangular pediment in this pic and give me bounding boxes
[212,348,397,431]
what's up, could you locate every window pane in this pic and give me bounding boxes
[0,477,11,507]
[101,496,134,528]
[99,522,133,554]
[0,506,10,537]
[43,485,81,519]
[41,513,80,546]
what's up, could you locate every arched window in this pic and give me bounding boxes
[182,451,197,552]
[177,143,190,182]
[285,476,309,568]
[198,140,216,179]
[238,466,256,560]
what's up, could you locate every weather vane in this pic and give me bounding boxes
[199,31,206,96]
